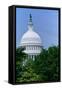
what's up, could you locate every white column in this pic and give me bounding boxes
[33,55,34,61]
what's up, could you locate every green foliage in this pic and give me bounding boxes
[16,46,60,83]
[33,46,60,82]
[16,47,27,81]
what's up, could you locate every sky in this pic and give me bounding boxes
[16,7,59,49]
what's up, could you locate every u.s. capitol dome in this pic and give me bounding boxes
[20,14,42,60]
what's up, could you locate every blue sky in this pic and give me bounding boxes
[16,8,59,49]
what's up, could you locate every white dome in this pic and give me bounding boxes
[20,30,42,46]
[19,14,42,59]
[19,14,42,47]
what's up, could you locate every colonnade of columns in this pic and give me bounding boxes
[27,55,37,61]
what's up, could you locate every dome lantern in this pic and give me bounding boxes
[30,14,32,22]
[28,14,33,31]
[29,14,33,25]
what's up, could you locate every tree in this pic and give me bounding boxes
[16,46,60,82]
[16,47,27,82]
[18,59,40,82]
[33,46,60,82]
[47,46,60,81]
